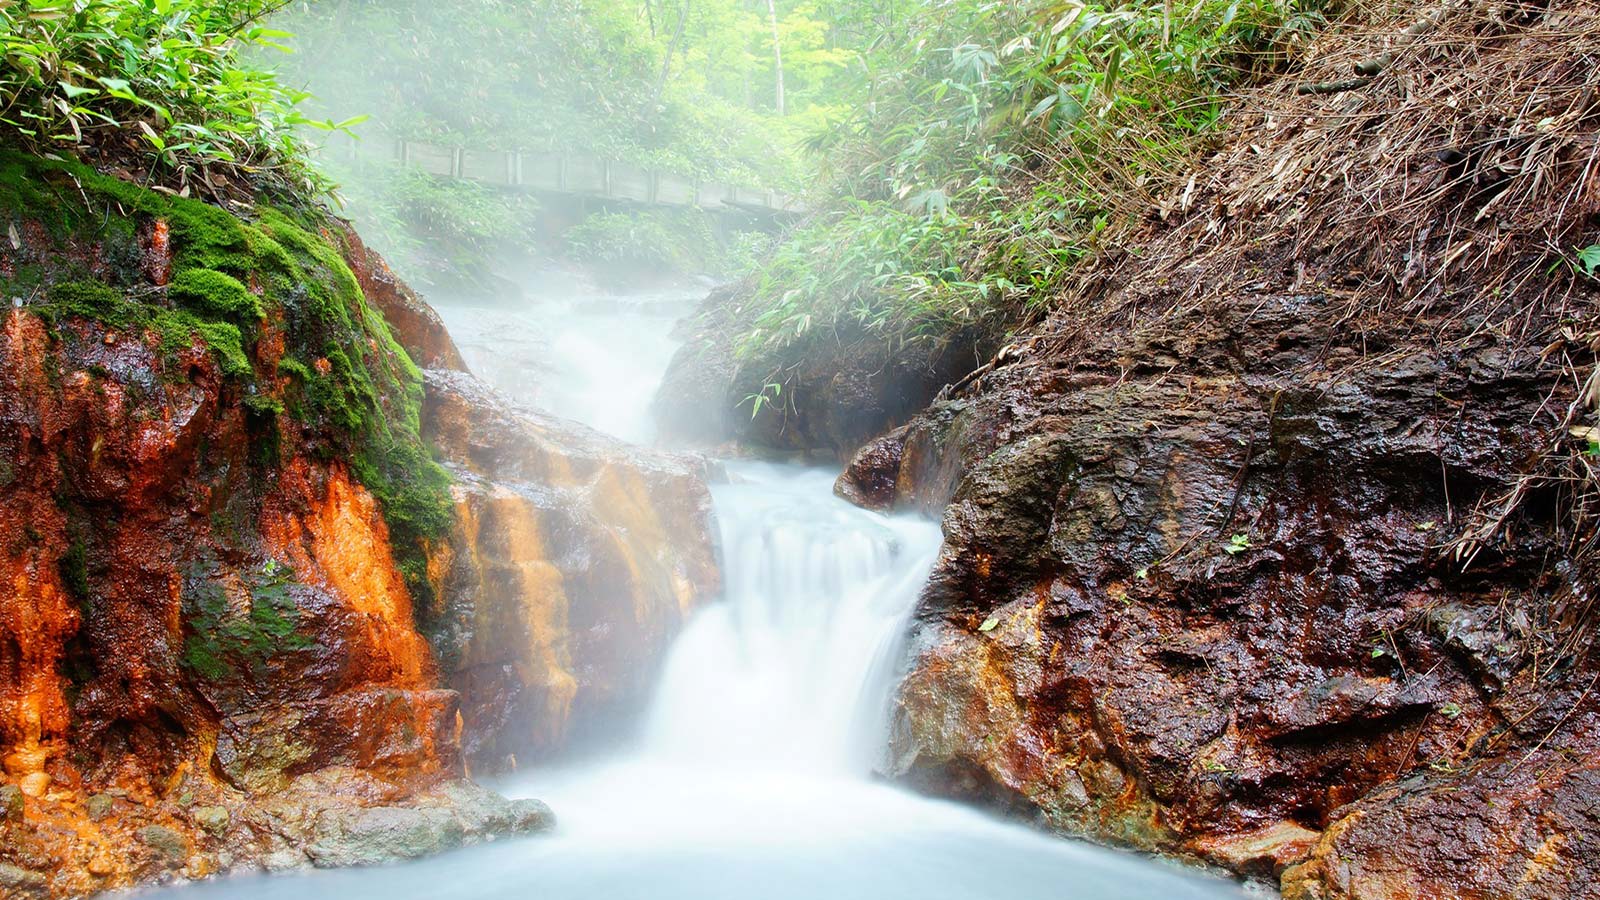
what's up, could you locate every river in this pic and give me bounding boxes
[141,276,1245,900]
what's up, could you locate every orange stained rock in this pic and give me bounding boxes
[589,464,706,621]
[263,460,434,688]
[144,218,171,286]
[455,489,578,742]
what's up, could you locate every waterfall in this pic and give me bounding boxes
[644,462,942,774]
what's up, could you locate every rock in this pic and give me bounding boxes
[0,156,498,897]
[507,798,556,834]
[653,284,997,459]
[1282,754,1600,900]
[193,805,230,837]
[0,784,23,821]
[422,370,718,768]
[1189,822,1322,876]
[86,852,116,877]
[17,772,49,798]
[334,222,466,371]
[307,806,468,869]
[430,780,556,836]
[0,863,47,896]
[137,824,188,866]
[85,793,114,821]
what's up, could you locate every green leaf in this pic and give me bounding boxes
[1578,245,1600,277]
[60,83,99,99]
[978,615,1000,633]
[1225,534,1252,555]
[1103,46,1123,98]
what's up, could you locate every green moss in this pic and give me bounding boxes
[47,281,128,323]
[181,558,312,682]
[167,268,262,323]
[151,312,252,378]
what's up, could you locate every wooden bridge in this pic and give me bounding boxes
[317,133,805,216]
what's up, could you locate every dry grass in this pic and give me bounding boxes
[1015,0,1600,652]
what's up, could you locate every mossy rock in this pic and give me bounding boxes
[0,148,452,615]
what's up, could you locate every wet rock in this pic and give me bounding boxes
[0,784,22,821]
[430,780,555,836]
[192,806,230,838]
[85,793,113,821]
[654,285,996,459]
[1189,822,1322,877]
[423,369,718,767]
[0,863,48,896]
[0,161,557,897]
[335,222,466,371]
[1282,754,1600,899]
[862,220,1598,896]
[137,825,188,866]
[307,806,468,869]
[298,776,551,870]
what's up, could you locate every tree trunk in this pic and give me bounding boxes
[651,1,689,111]
[766,0,786,116]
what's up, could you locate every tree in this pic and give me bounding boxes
[767,0,786,116]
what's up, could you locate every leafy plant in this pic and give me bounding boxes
[1225,533,1253,555]
[0,0,344,197]
[741,382,784,419]
[1578,244,1600,277]
[563,209,723,283]
[731,0,1331,361]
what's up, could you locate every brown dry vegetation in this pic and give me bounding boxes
[989,0,1600,658]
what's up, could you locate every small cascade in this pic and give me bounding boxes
[644,463,942,773]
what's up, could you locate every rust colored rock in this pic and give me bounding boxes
[141,219,171,287]
[422,370,719,768]
[1282,753,1600,899]
[332,222,466,372]
[802,8,1600,896]
[0,184,549,895]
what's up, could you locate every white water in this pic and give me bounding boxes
[147,276,1245,900]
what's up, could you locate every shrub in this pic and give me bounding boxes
[0,0,349,197]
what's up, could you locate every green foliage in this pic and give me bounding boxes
[741,382,783,420]
[0,0,343,196]
[735,0,1329,361]
[1578,245,1600,278]
[563,209,725,281]
[1226,533,1253,555]
[274,0,847,186]
[323,163,539,290]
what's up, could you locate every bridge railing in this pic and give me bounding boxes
[315,133,806,215]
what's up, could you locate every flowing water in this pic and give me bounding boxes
[147,276,1245,900]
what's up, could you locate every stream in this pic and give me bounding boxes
[145,276,1245,900]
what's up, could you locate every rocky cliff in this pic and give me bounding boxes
[0,150,715,896]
